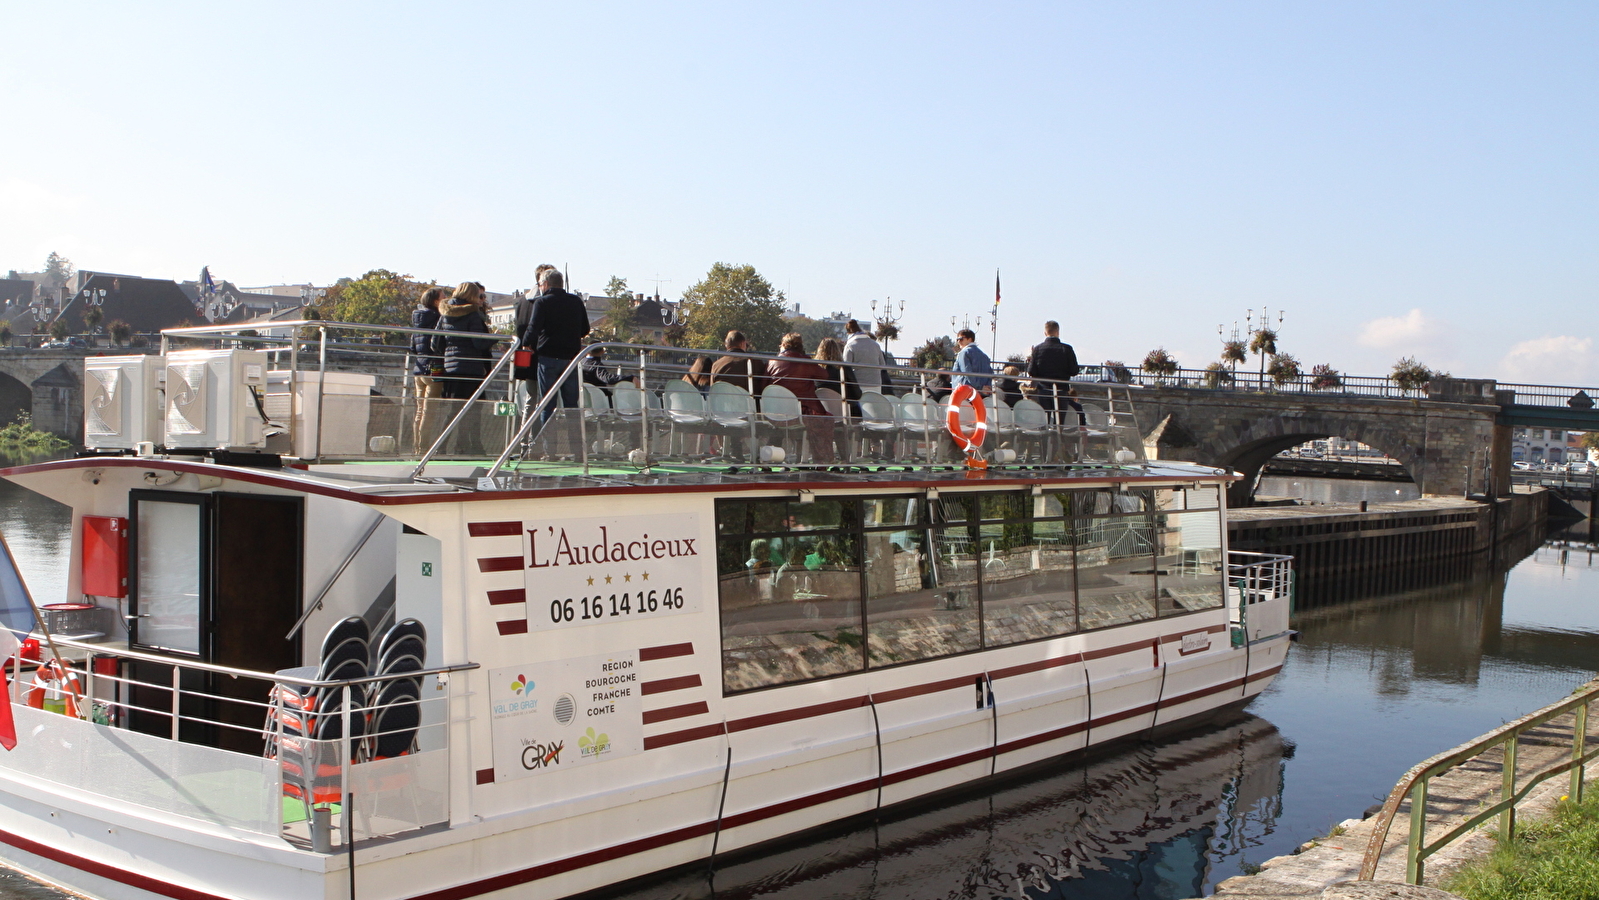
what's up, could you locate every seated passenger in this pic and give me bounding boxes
[764,332,837,464]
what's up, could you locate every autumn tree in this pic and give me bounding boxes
[42,252,74,291]
[681,262,787,352]
[317,269,432,343]
[108,320,132,346]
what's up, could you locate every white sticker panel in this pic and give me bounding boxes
[488,651,642,783]
[522,513,704,631]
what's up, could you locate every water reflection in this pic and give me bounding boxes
[1257,476,1420,505]
[0,454,72,612]
[604,713,1288,900]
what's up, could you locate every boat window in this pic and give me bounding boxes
[1154,485,1221,512]
[1153,502,1225,614]
[862,496,921,528]
[717,502,864,692]
[1064,488,1154,518]
[979,491,1030,521]
[931,494,978,524]
[717,497,854,535]
[1074,509,1158,630]
[979,513,1076,647]
[865,526,980,666]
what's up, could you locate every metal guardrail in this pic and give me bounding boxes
[1359,677,1599,883]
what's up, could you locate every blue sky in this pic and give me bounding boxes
[2,2,1593,381]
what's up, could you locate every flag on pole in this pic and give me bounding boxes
[201,267,216,297]
[994,269,1001,306]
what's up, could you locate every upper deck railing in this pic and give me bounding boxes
[148,323,1153,479]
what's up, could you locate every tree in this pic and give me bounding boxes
[605,296,636,343]
[108,320,132,346]
[1391,357,1444,392]
[1202,362,1233,388]
[1141,348,1178,381]
[1581,432,1599,455]
[42,252,74,290]
[782,314,836,352]
[1267,353,1301,387]
[910,336,955,371]
[604,276,630,298]
[1309,363,1342,391]
[48,318,69,341]
[318,269,430,342]
[681,262,787,351]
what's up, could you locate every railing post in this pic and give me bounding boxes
[1407,776,1429,884]
[1500,734,1518,840]
[1573,700,1589,804]
[638,350,649,464]
[341,682,353,849]
[170,667,181,741]
[314,326,328,462]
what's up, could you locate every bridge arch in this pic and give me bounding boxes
[1137,387,1501,504]
[0,370,28,427]
[1214,423,1424,507]
[29,363,81,440]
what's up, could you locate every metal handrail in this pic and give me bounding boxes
[6,628,479,687]
[1359,676,1599,883]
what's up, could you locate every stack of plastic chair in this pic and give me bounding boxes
[368,619,426,760]
[274,617,370,823]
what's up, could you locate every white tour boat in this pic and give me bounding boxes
[0,323,1292,900]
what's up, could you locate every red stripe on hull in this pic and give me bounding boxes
[641,674,701,695]
[639,643,695,661]
[468,522,522,537]
[477,556,522,573]
[486,589,525,606]
[496,619,528,636]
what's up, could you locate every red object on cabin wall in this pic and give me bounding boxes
[81,516,128,598]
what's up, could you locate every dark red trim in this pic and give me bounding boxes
[0,824,230,900]
[726,696,869,733]
[641,674,701,695]
[642,701,710,725]
[476,768,495,784]
[639,643,695,661]
[486,589,526,606]
[872,674,972,704]
[468,521,522,537]
[643,722,725,750]
[442,664,1286,900]
[477,556,522,573]
[495,620,528,636]
[989,652,1083,681]
[0,456,1237,508]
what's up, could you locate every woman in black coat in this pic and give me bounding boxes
[434,282,495,400]
[410,287,448,454]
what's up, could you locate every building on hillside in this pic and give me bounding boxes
[237,284,327,304]
[180,280,304,323]
[58,274,205,336]
[0,279,34,307]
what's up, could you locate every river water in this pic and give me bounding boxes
[0,467,1593,899]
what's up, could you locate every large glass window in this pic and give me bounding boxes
[979,493,1076,647]
[717,486,1218,692]
[717,500,863,692]
[1153,486,1225,613]
[1072,489,1158,630]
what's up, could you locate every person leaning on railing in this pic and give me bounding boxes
[409,286,449,455]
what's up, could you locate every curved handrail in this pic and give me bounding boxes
[1359,676,1599,881]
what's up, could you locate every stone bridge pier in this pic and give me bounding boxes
[1133,383,1507,506]
[0,348,100,441]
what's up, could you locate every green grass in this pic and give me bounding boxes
[1445,795,1599,900]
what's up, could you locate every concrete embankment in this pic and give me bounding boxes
[1228,488,1547,605]
[1181,681,1599,900]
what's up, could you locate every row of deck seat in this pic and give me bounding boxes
[562,381,1119,465]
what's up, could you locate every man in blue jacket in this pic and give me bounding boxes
[951,329,992,395]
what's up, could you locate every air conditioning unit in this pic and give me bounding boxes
[84,355,166,450]
[163,349,270,451]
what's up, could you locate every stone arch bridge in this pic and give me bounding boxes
[1133,380,1510,505]
[0,348,98,439]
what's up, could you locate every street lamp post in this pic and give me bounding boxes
[870,296,905,353]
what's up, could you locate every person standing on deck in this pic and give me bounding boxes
[524,267,590,423]
[513,264,557,415]
[951,329,992,395]
[1026,320,1084,425]
[842,319,888,403]
[409,286,448,454]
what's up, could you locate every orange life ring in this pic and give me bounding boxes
[946,385,988,454]
[27,659,82,719]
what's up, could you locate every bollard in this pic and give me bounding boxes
[312,807,333,854]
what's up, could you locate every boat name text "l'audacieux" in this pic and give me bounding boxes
[527,525,699,569]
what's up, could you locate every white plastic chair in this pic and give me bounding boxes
[759,384,806,460]
[856,391,899,460]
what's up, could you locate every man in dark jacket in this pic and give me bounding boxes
[523,268,590,422]
[710,330,766,395]
[512,265,556,412]
[1026,320,1083,425]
